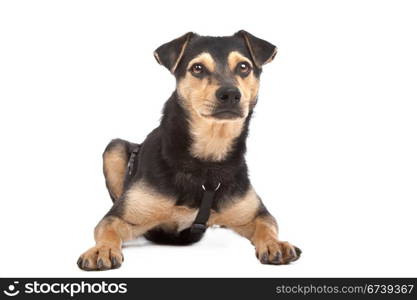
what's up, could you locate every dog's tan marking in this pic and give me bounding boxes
[187,52,216,73]
[208,187,259,227]
[250,215,278,244]
[159,206,198,232]
[103,144,127,200]
[123,181,175,226]
[228,51,260,111]
[171,205,198,231]
[228,51,253,72]
[188,117,244,161]
[177,52,218,119]
[177,52,245,161]
[95,216,135,244]
[176,51,261,161]
[78,182,198,270]
[78,216,133,270]
[123,181,199,231]
[177,75,220,118]
[249,216,299,264]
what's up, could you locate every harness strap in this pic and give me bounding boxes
[126,145,141,179]
[190,182,221,234]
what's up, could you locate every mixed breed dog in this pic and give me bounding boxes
[77,30,301,271]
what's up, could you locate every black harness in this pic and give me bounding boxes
[127,146,141,177]
[189,182,221,234]
[126,146,220,235]
[123,145,141,191]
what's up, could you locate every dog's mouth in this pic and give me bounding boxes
[212,110,241,120]
[204,107,243,120]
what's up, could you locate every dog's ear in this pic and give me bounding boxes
[154,32,195,74]
[235,30,277,68]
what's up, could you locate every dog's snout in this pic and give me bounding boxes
[216,86,241,105]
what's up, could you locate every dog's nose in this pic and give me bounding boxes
[216,86,241,105]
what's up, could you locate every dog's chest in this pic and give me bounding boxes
[169,206,198,231]
[189,119,244,161]
[170,186,258,231]
[168,206,227,232]
[169,201,255,231]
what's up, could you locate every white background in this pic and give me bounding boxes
[0,0,416,277]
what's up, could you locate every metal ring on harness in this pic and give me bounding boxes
[201,182,221,191]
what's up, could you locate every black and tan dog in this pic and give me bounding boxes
[77,30,301,271]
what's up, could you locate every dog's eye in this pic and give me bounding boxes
[238,62,251,75]
[190,63,205,75]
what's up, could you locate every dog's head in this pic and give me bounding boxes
[154,31,277,121]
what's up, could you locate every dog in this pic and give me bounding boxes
[77,30,301,271]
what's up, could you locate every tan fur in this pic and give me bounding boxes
[250,215,278,245]
[123,181,175,226]
[178,51,259,120]
[189,117,244,161]
[208,187,259,227]
[177,52,219,118]
[103,144,127,199]
[187,52,216,72]
[94,216,134,244]
[178,68,245,161]
[170,205,198,231]
[177,52,248,161]
[80,182,299,268]
[122,181,198,232]
[85,181,198,258]
[208,187,277,248]
[159,206,198,232]
[227,51,260,112]
[79,182,199,270]
[79,216,132,270]
[249,216,297,263]
[176,51,261,161]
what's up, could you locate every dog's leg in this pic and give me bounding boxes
[77,216,133,271]
[210,187,301,265]
[103,139,141,202]
[234,214,301,265]
[77,181,175,271]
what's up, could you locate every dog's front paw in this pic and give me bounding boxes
[255,240,301,265]
[77,245,124,271]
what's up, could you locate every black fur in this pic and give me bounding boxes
[144,227,205,246]
[107,92,251,214]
